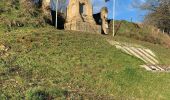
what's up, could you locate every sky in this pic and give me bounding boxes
[91,0,148,22]
[55,0,148,23]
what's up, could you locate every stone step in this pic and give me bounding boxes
[143,49,157,57]
[140,65,170,72]
[130,47,157,64]
[116,45,158,65]
[137,48,159,64]
[122,46,149,63]
[107,40,170,72]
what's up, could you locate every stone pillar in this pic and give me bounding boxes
[101,7,109,34]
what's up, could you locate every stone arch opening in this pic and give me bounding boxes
[79,3,86,16]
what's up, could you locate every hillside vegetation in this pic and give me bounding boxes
[0,0,47,33]
[109,20,170,48]
[0,0,170,99]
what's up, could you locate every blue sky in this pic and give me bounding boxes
[57,0,147,22]
[92,0,147,22]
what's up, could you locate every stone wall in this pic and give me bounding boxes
[65,22,101,33]
[42,0,50,14]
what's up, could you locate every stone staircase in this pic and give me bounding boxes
[107,40,170,72]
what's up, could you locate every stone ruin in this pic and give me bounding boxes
[42,0,50,14]
[64,0,101,34]
[100,7,109,34]
[41,0,109,34]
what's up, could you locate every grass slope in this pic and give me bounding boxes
[0,26,170,99]
[1,0,170,99]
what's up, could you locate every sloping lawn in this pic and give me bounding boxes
[0,27,170,99]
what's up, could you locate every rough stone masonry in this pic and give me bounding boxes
[64,0,101,34]
[42,0,109,34]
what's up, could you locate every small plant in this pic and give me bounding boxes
[25,87,53,100]
[25,87,66,100]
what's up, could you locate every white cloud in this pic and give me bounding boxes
[131,0,146,8]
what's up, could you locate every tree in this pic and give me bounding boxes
[141,0,170,34]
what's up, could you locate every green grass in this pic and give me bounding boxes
[1,0,170,99]
[0,0,46,34]
[0,26,142,99]
[0,26,170,99]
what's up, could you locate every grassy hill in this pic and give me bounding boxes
[1,26,170,99]
[1,0,170,99]
[0,0,47,33]
[109,20,170,48]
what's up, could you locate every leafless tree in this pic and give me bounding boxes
[141,0,170,34]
